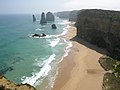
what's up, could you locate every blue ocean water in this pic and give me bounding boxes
[0,14,72,89]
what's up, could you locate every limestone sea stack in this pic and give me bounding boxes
[32,15,36,22]
[46,12,55,21]
[40,12,47,25]
[51,24,57,29]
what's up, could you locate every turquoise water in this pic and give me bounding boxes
[0,14,72,89]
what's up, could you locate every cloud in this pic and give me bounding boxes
[63,0,120,11]
[0,0,120,14]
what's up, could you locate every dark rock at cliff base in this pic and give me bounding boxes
[0,76,36,90]
[46,12,55,21]
[52,24,57,29]
[32,33,46,37]
[32,15,36,22]
[40,12,47,25]
[75,9,120,60]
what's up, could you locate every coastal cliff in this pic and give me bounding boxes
[69,10,78,21]
[75,9,120,60]
[0,76,36,90]
[55,11,70,19]
[55,11,78,21]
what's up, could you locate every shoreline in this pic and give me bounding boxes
[52,25,105,90]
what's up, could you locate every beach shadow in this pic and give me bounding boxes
[70,36,108,55]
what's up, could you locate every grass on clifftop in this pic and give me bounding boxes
[99,56,120,90]
[103,73,120,90]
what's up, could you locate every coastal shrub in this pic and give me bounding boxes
[101,56,120,90]
[103,73,120,90]
[99,56,116,71]
[0,85,5,90]
[114,64,120,77]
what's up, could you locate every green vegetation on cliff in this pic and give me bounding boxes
[0,76,36,90]
[99,56,120,90]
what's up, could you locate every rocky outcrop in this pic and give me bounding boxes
[32,33,46,37]
[46,12,55,21]
[75,9,120,60]
[40,12,47,25]
[0,76,36,90]
[32,15,36,22]
[51,24,57,29]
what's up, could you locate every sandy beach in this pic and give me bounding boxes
[52,25,105,90]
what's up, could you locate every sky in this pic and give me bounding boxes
[0,0,120,14]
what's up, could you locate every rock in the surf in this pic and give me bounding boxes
[41,33,46,37]
[51,24,57,29]
[32,33,46,37]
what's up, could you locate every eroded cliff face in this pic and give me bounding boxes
[76,9,120,59]
[55,11,70,19]
[55,10,78,21]
[0,76,36,90]
[69,10,79,21]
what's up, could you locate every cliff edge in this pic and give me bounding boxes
[0,76,36,90]
[75,9,120,60]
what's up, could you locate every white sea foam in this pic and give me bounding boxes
[60,24,71,36]
[47,25,70,38]
[58,20,71,25]
[22,54,56,86]
[66,25,71,29]
[26,27,73,88]
[33,57,47,67]
[35,28,42,31]
[29,34,59,39]
[59,38,73,62]
[48,38,60,47]
[44,35,58,38]
[61,28,68,36]
[50,39,73,88]
[66,41,72,50]
[29,23,71,39]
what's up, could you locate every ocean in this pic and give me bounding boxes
[0,14,72,89]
